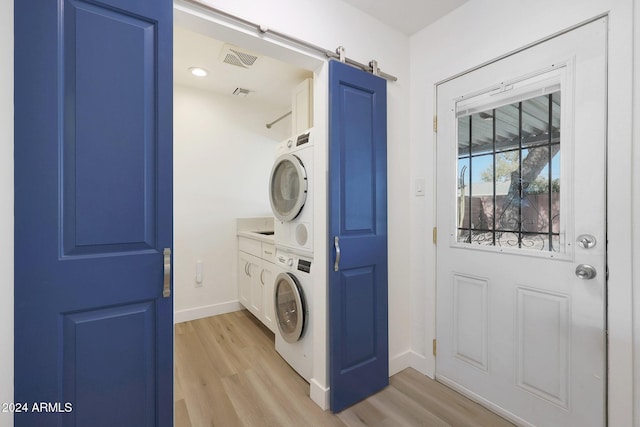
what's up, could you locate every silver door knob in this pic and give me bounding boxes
[576,234,596,249]
[575,264,597,280]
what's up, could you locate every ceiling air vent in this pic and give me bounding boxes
[220,44,259,68]
[232,87,253,97]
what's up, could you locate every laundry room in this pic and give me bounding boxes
[172,23,314,323]
[170,8,338,419]
[169,0,413,415]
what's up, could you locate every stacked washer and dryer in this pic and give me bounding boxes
[268,129,314,381]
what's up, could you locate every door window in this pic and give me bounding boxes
[456,76,563,253]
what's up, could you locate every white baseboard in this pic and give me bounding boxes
[310,351,430,412]
[409,351,432,377]
[389,350,412,376]
[390,350,432,377]
[310,378,329,410]
[174,300,243,323]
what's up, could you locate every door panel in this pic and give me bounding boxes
[515,288,570,407]
[329,60,388,412]
[14,0,173,425]
[452,274,488,371]
[63,302,156,425]
[64,1,158,254]
[436,18,606,427]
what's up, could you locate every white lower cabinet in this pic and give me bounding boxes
[238,251,252,309]
[261,262,275,331]
[238,237,276,332]
[249,254,265,316]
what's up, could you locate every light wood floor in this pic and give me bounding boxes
[175,310,514,427]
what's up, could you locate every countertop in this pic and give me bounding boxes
[237,230,275,244]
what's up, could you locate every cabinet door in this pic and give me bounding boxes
[292,78,313,135]
[261,261,276,332]
[238,252,252,309]
[248,254,264,318]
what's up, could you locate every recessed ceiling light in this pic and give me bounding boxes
[189,67,208,77]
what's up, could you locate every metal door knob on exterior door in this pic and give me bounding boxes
[577,234,596,249]
[575,264,597,280]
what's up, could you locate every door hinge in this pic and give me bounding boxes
[433,116,438,133]
[432,339,437,356]
[433,227,437,244]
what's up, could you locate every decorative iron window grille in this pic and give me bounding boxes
[457,91,561,252]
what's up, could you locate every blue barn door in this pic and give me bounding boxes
[14,0,173,425]
[328,60,388,412]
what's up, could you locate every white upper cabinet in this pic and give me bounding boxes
[291,78,313,135]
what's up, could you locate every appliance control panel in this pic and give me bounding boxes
[275,249,312,274]
[297,259,311,273]
[296,131,310,147]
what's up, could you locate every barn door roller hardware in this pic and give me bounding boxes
[335,46,383,78]
[180,0,398,82]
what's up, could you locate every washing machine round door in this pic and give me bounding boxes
[274,272,306,343]
[269,154,307,222]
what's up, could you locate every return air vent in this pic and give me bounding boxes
[220,44,259,68]
[233,87,253,97]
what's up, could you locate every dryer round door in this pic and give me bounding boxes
[269,154,307,222]
[274,272,306,343]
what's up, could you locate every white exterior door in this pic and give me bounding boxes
[435,18,606,427]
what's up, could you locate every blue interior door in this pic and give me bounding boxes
[328,60,388,412]
[14,0,173,425]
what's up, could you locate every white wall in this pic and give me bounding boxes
[0,0,13,426]
[633,1,640,423]
[173,84,289,321]
[409,0,637,425]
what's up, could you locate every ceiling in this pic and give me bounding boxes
[342,0,469,35]
[174,26,312,110]
[174,0,469,109]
